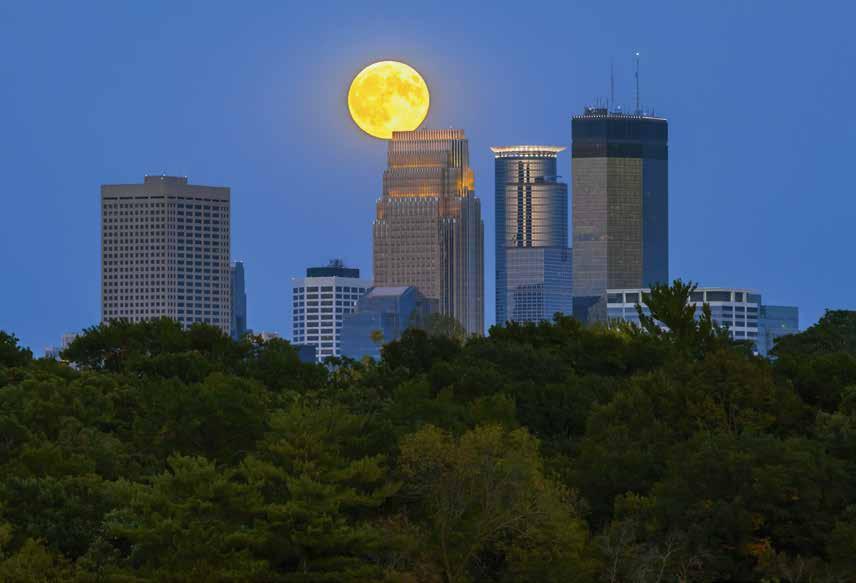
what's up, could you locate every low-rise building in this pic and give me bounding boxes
[340,287,436,361]
[757,305,800,356]
[606,287,798,355]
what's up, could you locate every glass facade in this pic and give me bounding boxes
[373,129,484,335]
[230,261,247,340]
[493,146,571,325]
[503,247,572,323]
[758,305,800,356]
[572,108,669,322]
[340,286,437,360]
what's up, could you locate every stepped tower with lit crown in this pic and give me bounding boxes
[373,129,484,335]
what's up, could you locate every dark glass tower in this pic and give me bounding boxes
[571,107,668,322]
[230,261,247,340]
[492,146,571,325]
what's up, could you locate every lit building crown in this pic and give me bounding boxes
[490,145,565,158]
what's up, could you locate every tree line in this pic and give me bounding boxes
[0,281,855,582]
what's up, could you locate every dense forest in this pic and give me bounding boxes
[1,282,855,582]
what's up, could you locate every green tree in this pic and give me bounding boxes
[0,332,32,369]
[773,312,856,411]
[399,424,595,582]
[634,279,734,359]
[773,310,856,358]
[242,403,404,581]
[104,455,270,581]
[411,313,467,342]
[0,536,75,583]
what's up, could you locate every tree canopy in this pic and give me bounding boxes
[1,287,855,581]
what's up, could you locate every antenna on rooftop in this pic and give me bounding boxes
[634,51,640,114]
[609,58,615,112]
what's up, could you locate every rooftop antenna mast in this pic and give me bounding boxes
[634,51,640,114]
[609,58,615,112]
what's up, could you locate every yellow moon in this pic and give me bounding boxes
[348,61,430,140]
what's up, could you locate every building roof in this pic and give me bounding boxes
[490,145,565,158]
[366,286,412,298]
[306,259,360,278]
[573,106,666,121]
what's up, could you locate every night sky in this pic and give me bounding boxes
[2,1,854,353]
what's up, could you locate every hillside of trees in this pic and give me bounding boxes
[1,282,855,582]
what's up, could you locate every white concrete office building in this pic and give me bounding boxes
[291,260,371,361]
[607,287,762,342]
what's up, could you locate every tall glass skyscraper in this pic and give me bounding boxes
[492,146,571,325]
[373,129,484,335]
[571,107,669,322]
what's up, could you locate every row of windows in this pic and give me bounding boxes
[103,202,227,211]
[104,308,223,317]
[295,300,358,307]
[104,227,226,235]
[105,301,227,308]
[104,216,226,224]
[293,286,367,294]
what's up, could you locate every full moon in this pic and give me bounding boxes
[348,61,430,140]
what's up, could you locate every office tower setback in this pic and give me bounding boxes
[373,129,484,335]
[493,146,572,325]
[101,175,231,334]
[340,286,437,361]
[291,260,371,361]
[572,107,668,322]
[230,262,247,340]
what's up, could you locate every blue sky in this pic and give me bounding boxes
[1,1,854,352]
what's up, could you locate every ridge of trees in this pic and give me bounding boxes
[0,283,854,581]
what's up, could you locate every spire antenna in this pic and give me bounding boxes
[634,51,640,114]
[610,58,615,112]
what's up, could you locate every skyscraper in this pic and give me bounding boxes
[291,260,371,361]
[571,107,668,322]
[230,261,247,340]
[373,129,484,335]
[492,146,572,325]
[101,175,231,334]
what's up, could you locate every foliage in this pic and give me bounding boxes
[0,283,855,581]
[0,331,32,369]
[398,424,595,582]
[634,278,735,359]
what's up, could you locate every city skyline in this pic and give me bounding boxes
[3,2,853,352]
